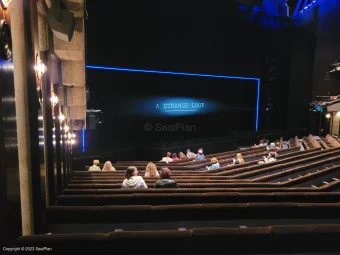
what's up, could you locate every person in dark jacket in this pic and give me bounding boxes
[154,168,178,188]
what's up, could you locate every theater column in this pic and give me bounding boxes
[10,0,34,235]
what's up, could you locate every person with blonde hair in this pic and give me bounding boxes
[233,153,245,165]
[179,151,187,160]
[206,157,220,170]
[102,161,116,172]
[88,159,101,171]
[144,162,159,178]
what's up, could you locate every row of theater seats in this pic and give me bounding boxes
[110,136,300,166]
[84,146,269,170]
[86,135,300,170]
[15,224,340,254]
[45,136,340,223]
[83,137,310,172]
[15,135,340,253]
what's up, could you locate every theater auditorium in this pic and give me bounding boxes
[2,0,340,254]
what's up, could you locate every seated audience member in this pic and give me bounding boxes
[275,141,282,150]
[159,152,173,164]
[206,157,220,170]
[232,153,245,165]
[186,149,196,159]
[194,148,205,160]
[253,139,266,148]
[263,150,278,163]
[88,159,101,171]
[144,162,159,178]
[179,151,187,160]
[267,142,276,151]
[154,168,178,188]
[172,153,179,161]
[269,148,279,157]
[102,161,116,172]
[122,166,147,189]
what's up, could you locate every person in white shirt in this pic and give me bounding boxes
[159,152,173,164]
[122,166,148,189]
[88,159,101,171]
[263,150,278,163]
[267,143,276,151]
[253,139,266,148]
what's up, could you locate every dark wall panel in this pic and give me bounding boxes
[311,2,340,133]
[0,8,21,244]
[286,11,317,135]
[312,1,340,97]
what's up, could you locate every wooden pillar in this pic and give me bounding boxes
[10,0,34,235]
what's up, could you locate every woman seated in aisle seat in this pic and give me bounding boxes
[206,157,220,170]
[144,162,159,178]
[121,166,148,189]
[102,161,116,172]
[154,168,178,188]
[194,148,205,161]
[88,159,101,171]
[253,139,266,148]
[232,153,245,165]
[159,152,173,164]
[186,149,196,159]
[172,153,179,161]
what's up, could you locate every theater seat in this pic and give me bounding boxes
[107,230,191,255]
[270,224,340,253]
[191,227,272,254]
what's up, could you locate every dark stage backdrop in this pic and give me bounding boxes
[88,70,258,146]
[85,0,300,149]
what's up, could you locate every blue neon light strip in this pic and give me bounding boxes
[256,80,260,132]
[82,129,85,149]
[86,65,261,131]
